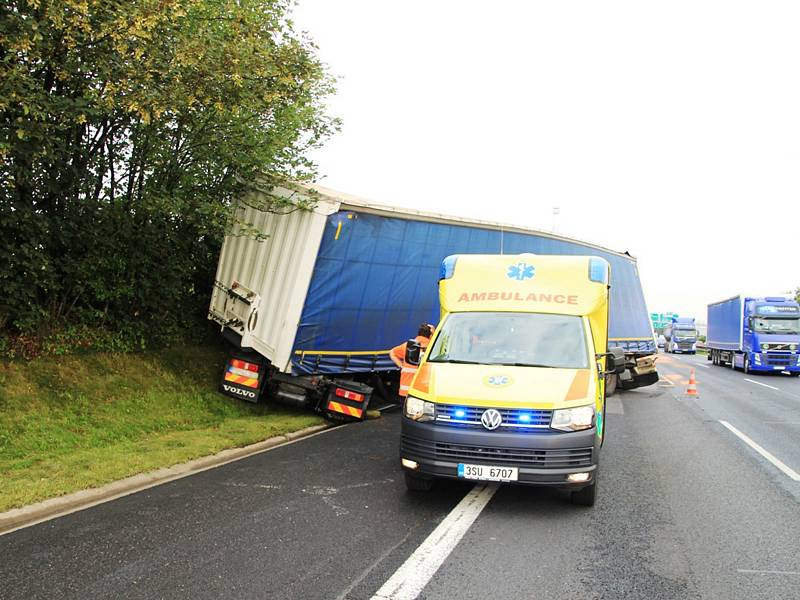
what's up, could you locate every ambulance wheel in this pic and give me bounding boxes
[570,472,598,507]
[404,471,434,492]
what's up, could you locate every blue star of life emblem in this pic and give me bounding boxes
[507,262,535,281]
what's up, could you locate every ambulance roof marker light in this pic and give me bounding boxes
[588,257,609,285]
[440,255,459,280]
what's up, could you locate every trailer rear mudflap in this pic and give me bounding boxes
[219,353,269,403]
[321,380,373,421]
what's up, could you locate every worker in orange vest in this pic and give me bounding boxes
[390,323,435,398]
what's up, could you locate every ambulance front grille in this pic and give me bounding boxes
[401,436,593,469]
[435,405,552,429]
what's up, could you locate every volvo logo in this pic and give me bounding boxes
[481,409,503,431]
[223,384,256,399]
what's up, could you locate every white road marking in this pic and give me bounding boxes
[719,420,800,481]
[744,378,780,391]
[697,364,711,369]
[371,484,498,600]
[606,397,624,415]
[737,569,800,576]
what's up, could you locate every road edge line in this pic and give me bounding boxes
[0,423,333,536]
[371,484,498,600]
[719,420,800,481]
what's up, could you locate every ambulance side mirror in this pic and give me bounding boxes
[598,348,625,375]
[405,339,422,366]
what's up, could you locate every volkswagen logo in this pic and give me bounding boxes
[480,409,503,431]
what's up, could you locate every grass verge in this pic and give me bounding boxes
[0,344,323,512]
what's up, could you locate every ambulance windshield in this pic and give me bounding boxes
[427,312,589,369]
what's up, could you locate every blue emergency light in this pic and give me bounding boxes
[588,257,609,284]
[440,255,459,280]
[518,413,532,423]
[454,408,466,418]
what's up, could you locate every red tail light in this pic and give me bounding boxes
[231,359,259,373]
[335,388,365,402]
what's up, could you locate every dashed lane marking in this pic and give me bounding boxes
[737,569,800,576]
[744,378,780,391]
[719,420,800,482]
[371,484,498,600]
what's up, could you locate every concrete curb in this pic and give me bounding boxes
[0,423,333,536]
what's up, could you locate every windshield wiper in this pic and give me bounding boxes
[499,362,558,368]
[428,358,484,365]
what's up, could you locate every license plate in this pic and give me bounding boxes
[457,463,518,482]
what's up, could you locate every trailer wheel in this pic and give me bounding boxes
[404,471,434,492]
[570,470,598,507]
[730,353,737,370]
[605,374,618,397]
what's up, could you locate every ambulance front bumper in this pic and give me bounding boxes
[400,417,600,487]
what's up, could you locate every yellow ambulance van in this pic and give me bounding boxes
[399,253,624,506]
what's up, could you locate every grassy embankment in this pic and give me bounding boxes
[0,345,323,512]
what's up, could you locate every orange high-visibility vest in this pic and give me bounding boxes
[391,335,430,397]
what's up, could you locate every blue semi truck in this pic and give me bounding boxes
[707,295,800,375]
[209,183,660,419]
[663,317,698,354]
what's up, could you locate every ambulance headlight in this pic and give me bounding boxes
[404,396,435,422]
[551,405,595,432]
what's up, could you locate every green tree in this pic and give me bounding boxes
[1,0,337,345]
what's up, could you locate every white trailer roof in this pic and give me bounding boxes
[299,182,638,262]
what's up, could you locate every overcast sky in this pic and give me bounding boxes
[293,1,800,321]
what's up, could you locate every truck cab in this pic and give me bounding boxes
[399,254,624,506]
[664,317,698,354]
[740,298,800,374]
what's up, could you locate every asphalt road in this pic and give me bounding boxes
[3,358,800,600]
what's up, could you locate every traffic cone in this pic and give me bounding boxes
[686,369,698,397]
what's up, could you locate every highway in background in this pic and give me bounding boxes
[2,361,800,600]
[657,352,800,502]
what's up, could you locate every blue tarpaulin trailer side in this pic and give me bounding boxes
[291,209,655,375]
[707,296,744,351]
